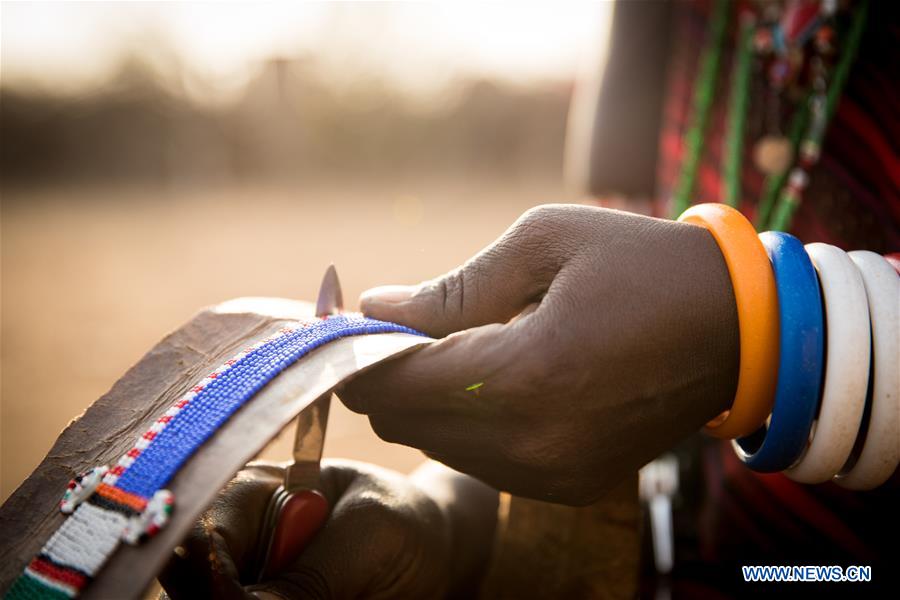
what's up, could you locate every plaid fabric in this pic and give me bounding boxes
[656,0,900,251]
[650,0,899,593]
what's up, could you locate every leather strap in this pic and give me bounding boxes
[0,298,431,599]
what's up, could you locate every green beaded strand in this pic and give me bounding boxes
[723,14,755,208]
[670,0,731,218]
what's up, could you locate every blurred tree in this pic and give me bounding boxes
[1,56,570,189]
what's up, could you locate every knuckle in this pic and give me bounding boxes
[269,566,332,600]
[439,269,466,319]
[335,383,369,414]
[409,272,464,326]
[501,205,578,281]
[507,334,569,395]
[519,204,564,227]
[510,206,563,247]
[548,451,615,506]
[551,479,605,506]
[527,455,605,506]
[179,525,210,557]
[498,418,566,473]
[342,494,419,546]
[531,427,574,468]
[369,415,404,444]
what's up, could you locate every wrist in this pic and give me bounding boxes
[668,219,741,424]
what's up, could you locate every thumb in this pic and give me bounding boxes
[360,206,568,337]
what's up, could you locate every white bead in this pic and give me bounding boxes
[788,168,809,190]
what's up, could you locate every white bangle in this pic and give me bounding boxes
[786,244,870,483]
[834,251,900,490]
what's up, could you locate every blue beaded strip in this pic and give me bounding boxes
[7,314,424,599]
[733,232,825,472]
[116,315,423,498]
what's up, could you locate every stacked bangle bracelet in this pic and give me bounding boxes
[834,252,900,490]
[786,244,870,484]
[678,203,779,439]
[732,232,824,472]
[678,204,899,489]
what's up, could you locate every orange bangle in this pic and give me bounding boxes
[678,203,779,439]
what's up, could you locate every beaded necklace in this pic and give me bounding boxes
[671,0,868,232]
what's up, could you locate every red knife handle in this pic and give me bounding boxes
[263,489,329,579]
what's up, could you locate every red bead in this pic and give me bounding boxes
[815,25,835,53]
[754,28,774,53]
[816,25,835,44]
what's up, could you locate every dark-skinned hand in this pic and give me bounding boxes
[159,459,497,600]
[338,204,740,505]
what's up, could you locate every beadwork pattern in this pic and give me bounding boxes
[6,315,424,599]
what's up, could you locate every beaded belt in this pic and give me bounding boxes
[6,315,424,599]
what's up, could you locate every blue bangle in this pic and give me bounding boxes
[732,232,825,472]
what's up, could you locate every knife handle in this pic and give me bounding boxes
[263,489,329,579]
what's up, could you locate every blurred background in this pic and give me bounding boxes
[1,1,612,502]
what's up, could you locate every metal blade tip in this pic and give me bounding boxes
[315,264,344,317]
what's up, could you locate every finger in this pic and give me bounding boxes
[338,317,550,418]
[158,518,248,600]
[421,451,606,506]
[159,466,281,599]
[249,462,449,599]
[368,412,497,459]
[360,205,573,337]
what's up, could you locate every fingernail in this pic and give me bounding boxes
[360,285,416,304]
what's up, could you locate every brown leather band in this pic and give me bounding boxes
[0,298,429,598]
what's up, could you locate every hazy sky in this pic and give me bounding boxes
[2,1,612,98]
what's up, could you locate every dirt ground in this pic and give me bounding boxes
[1,176,574,502]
